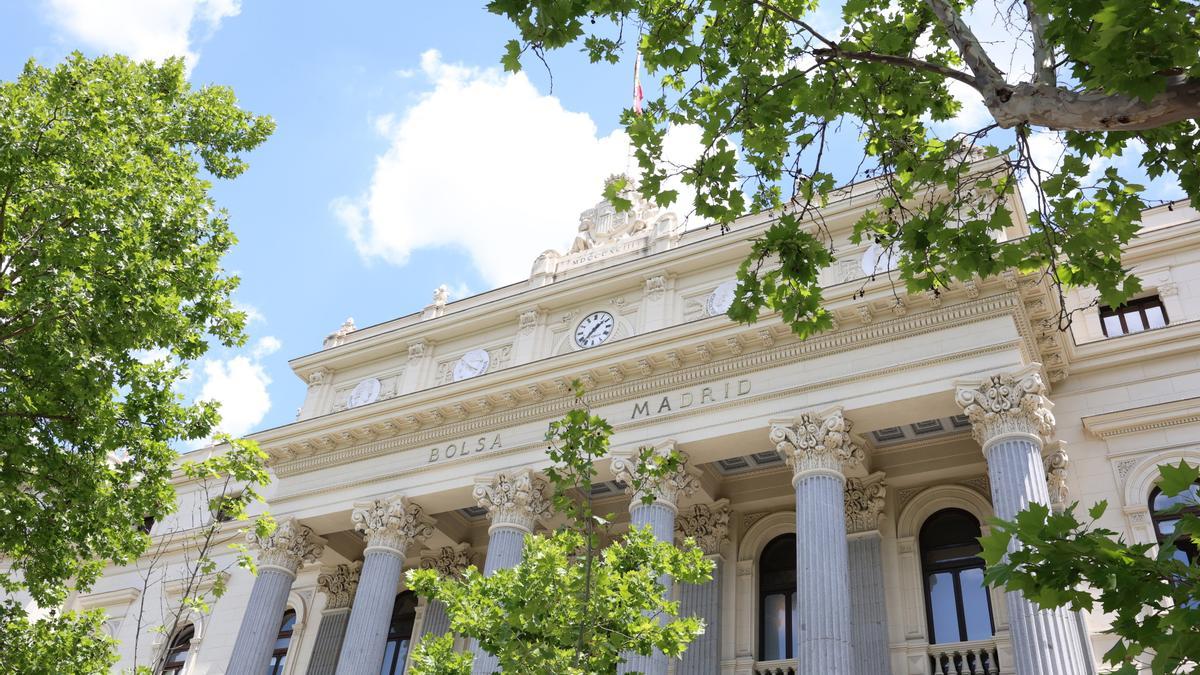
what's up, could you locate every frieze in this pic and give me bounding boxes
[628,378,752,420]
[427,434,503,464]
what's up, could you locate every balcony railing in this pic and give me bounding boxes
[927,639,1001,674]
[753,660,796,675]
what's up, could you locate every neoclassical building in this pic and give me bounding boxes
[69,177,1200,675]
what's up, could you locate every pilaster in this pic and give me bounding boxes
[845,474,890,675]
[675,500,730,675]
[306,562,362,675]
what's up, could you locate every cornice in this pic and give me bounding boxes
[270,290,1030,485]
[1066,319,1200,374]
[1082,396,1200,439]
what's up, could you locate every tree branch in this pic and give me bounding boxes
[813,47,978,87]
[922,0,1007,93]
[993,78,1200,131]
[1023,0,1056,85]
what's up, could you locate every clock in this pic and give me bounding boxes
[706,280,738,317]
[574,311,615,348]
[347,378,381,408]
[860,242,900,277]
[453,348,491,382]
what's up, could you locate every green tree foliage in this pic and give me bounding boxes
[407,388,712,674]
[0,605,117,674]
[488,0,1200,336]
[981,461,1200,673]
[0,53,273,609]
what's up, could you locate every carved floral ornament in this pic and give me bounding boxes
[675,501,731,554]
[249,516,325,575]
[473,469,554,533]
[1045,443,1070,514]
[844,476,887,534]
[770,408,865,479]
[955,368,1056,448]
[317,561,362,610]
[611,445,701,509]
[421,543,473,579]
[351,495,435,556]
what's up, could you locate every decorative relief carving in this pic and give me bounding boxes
[407,339,428,360]
[307,368,329,388]
[1116,458,1140,482]
[323,317,356,349]
[725,336,743,356]
[675,501,731,554]
[963,279,980,299]
[420,543,473,579]
[611,446,700,508]
[770,408,864,478]
[473,469,553,533]
[844,476,887,533]
[519,308,542,332]
[644,275,667,301]
[1045,444,1070,513]
[961,475,992,498]
[955,368,1055,447]
[250,517,324,574]
[317,561,362,610]
[742,511,770,530]
[351,496,435,555]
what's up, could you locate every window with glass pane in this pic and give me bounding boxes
[265,609,295,675]
[1099,296,1170,337]
[1150,482,1200,564]
[920,509,995,644]
[160,624,194,675]
[758,533,797,661]
[380,591,418,675]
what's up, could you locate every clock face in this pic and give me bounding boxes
[860,242,900,277]
[453,348,491,382]
[706,280,738,317]
[574,311,615,348]
[347,378,381,408]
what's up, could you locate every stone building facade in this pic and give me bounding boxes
[65,179,1200,675]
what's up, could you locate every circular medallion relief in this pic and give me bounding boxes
[860,242,900,277]
[346,378,381,408]
[705,280,738,317]
[453,348,491,382]
[574,311,615,349]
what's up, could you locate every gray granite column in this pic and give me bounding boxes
[469,470,553,675]
[306,562,362,675]
[417,543,472,639]
[845,475,890,675]
[613,444,701,675]
[227,518,325,675]
[772,408,861,675]
[674,500,731,675]
[335,496,434,675]
[957,368,1090,675]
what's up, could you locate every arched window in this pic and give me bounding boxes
[1150,482,1200,564]
[758,533,796,661]
[380,591,418,675]
[159,624,194,674]
[266,609,296,675]
[920,508,994,644]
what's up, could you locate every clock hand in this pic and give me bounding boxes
[584,321,604,341]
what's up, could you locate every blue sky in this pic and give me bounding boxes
[0,1,1186,443]
[0,1,665,440]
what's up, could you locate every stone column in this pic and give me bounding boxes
[306,562,362,675]
[845,474,890,675]
[335,496,434,675]
[674,500,731,675]
[469,469,553,674]
[771,408,862,675]
[612,444,701,675]
[227,518,324,675]
[417,544,472,639]
[956,368,1090,675]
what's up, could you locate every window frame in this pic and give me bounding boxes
[920,508,995,645]
[757,533,797,661]
[1099,295,1169,337]
[380,591,418,675]
[266,609,296,675]
[159,624,194,675]
[1149,483,1200,564]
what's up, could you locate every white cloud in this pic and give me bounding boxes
[251,335,282,359]
[197,352,272,439]
[42,0,240,68]
[335,49,704,287]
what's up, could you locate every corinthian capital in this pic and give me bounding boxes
[472,469,553,533]
[351,495,435,556]
[844,474,887,534]
[249,516,325,576]
[771,408,864,481]
[611,443,700,510]
[674,500,731,555]
[955,367,1055,449]
[317,561,362,610]
[420,542,473,579]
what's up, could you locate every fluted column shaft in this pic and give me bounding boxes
[772,409,862,675]
[958,368,1090,675]
[848,532,889,675]
[228,517,324,675]
[306,609,351,675]
[335,496,434,675]
[417,544,470,642]
[470,470,553,675]
[419,600,451,639]
[678,554,722,675]
[618,501,678,675]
